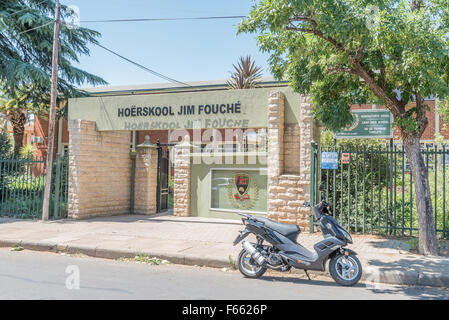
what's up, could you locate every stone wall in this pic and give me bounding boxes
[267,92,315,229]
[68,120,131,219]
[173,137,191,217]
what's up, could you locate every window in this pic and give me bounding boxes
[210,169,267,214]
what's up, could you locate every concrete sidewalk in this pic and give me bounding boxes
[0,213,448,288]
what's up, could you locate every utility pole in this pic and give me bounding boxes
[42,1,61,221]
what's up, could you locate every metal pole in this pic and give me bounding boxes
[310,141,317,233]
[42,1,61,221]
[156,140,162,213]
[389,138,394,234]
[130,150,136,215]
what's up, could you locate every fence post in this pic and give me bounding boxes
[53,153,61,219]
[310,141,318,233]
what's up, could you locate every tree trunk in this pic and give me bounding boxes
[10,112,27,155]
[402,134,438,255]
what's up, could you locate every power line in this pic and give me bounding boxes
[94,43,191,87]
[17,20,53,35]
[80,15,246,24]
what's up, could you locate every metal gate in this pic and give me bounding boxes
[310,142,449,239]
[156,141,171,212]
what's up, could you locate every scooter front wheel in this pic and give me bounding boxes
[329,253,362,286]
[237,249,267,278]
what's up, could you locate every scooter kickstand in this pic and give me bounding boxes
[304,269,311,281]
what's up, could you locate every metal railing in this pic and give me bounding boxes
[311,143,449,239]
[0,153,68,219]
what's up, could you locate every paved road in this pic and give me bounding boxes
[0,248,447,300]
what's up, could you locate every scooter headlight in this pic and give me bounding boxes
[340,228,353,244]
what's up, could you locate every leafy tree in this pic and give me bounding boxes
[0,130,12,158]
[0,0,107,152]
[239,0,449,255]
[227,56,263,89]
[0,89,38,154]
[0,130,12,202]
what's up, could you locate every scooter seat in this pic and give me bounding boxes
[255,217,300,238]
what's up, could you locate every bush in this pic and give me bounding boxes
[0,131,12,158]
[19,144,35,159]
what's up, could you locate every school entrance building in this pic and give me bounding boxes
[67,79,320,228]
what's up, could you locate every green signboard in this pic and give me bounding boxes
[335,110,393,139]
[68,87,302,131]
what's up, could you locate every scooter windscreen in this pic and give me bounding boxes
[320,216,353,244]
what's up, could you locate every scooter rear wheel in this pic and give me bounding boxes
[329,253,362,286]
[238,249,267,278]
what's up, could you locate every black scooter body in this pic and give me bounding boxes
[234,200,354,272]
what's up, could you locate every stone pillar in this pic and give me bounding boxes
[267,91,284,178]
[68,119,131,219]
[267,91,285,222]
[299,95,314,183]
[173,135,191,217]
[134,136,159,214]
[266,92,315,229]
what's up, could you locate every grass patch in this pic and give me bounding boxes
[134,254,171,265]
[11,244,24,251]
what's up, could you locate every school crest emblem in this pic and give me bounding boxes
[227,172,259,210]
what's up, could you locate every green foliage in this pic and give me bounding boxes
[320,129,386,149]
[134,254,170,265]
[228,255,233,267]
[11,244,24,251]
[19,143,35,159]
[227,56,263,89]
[437,99,449,130]
[0,1,107,153]
[6,174,44,191]
[0,155,68,219]
[0,0,107,98]
[238,0,449,133]
[406,238,419,252]
[0,130,12,158]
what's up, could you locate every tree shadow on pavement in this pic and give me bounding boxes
[368,256,449,274]
[258,269,449,299]
[365,239,410,252]
[365,285,449,299]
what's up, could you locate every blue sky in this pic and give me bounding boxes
[60,0,272,87]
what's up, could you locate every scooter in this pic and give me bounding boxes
[233,184,362,286]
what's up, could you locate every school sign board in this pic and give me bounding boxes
[68,87,303,131]
[335,110,393,139]
[321,152,339,169]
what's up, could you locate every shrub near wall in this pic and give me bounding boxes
[0,154,68,219]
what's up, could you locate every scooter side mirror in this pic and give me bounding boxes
[318,184,325,192]
[302,202,310,207]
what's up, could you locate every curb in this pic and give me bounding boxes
[1,239,448,288]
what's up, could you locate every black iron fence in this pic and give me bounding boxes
[0,153,68,219]
[311,143,449,239]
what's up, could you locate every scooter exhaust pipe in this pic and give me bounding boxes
[242,240,266,266]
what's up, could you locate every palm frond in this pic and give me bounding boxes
[227,55,263,89]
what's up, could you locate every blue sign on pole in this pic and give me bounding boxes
[321,152,339,169]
